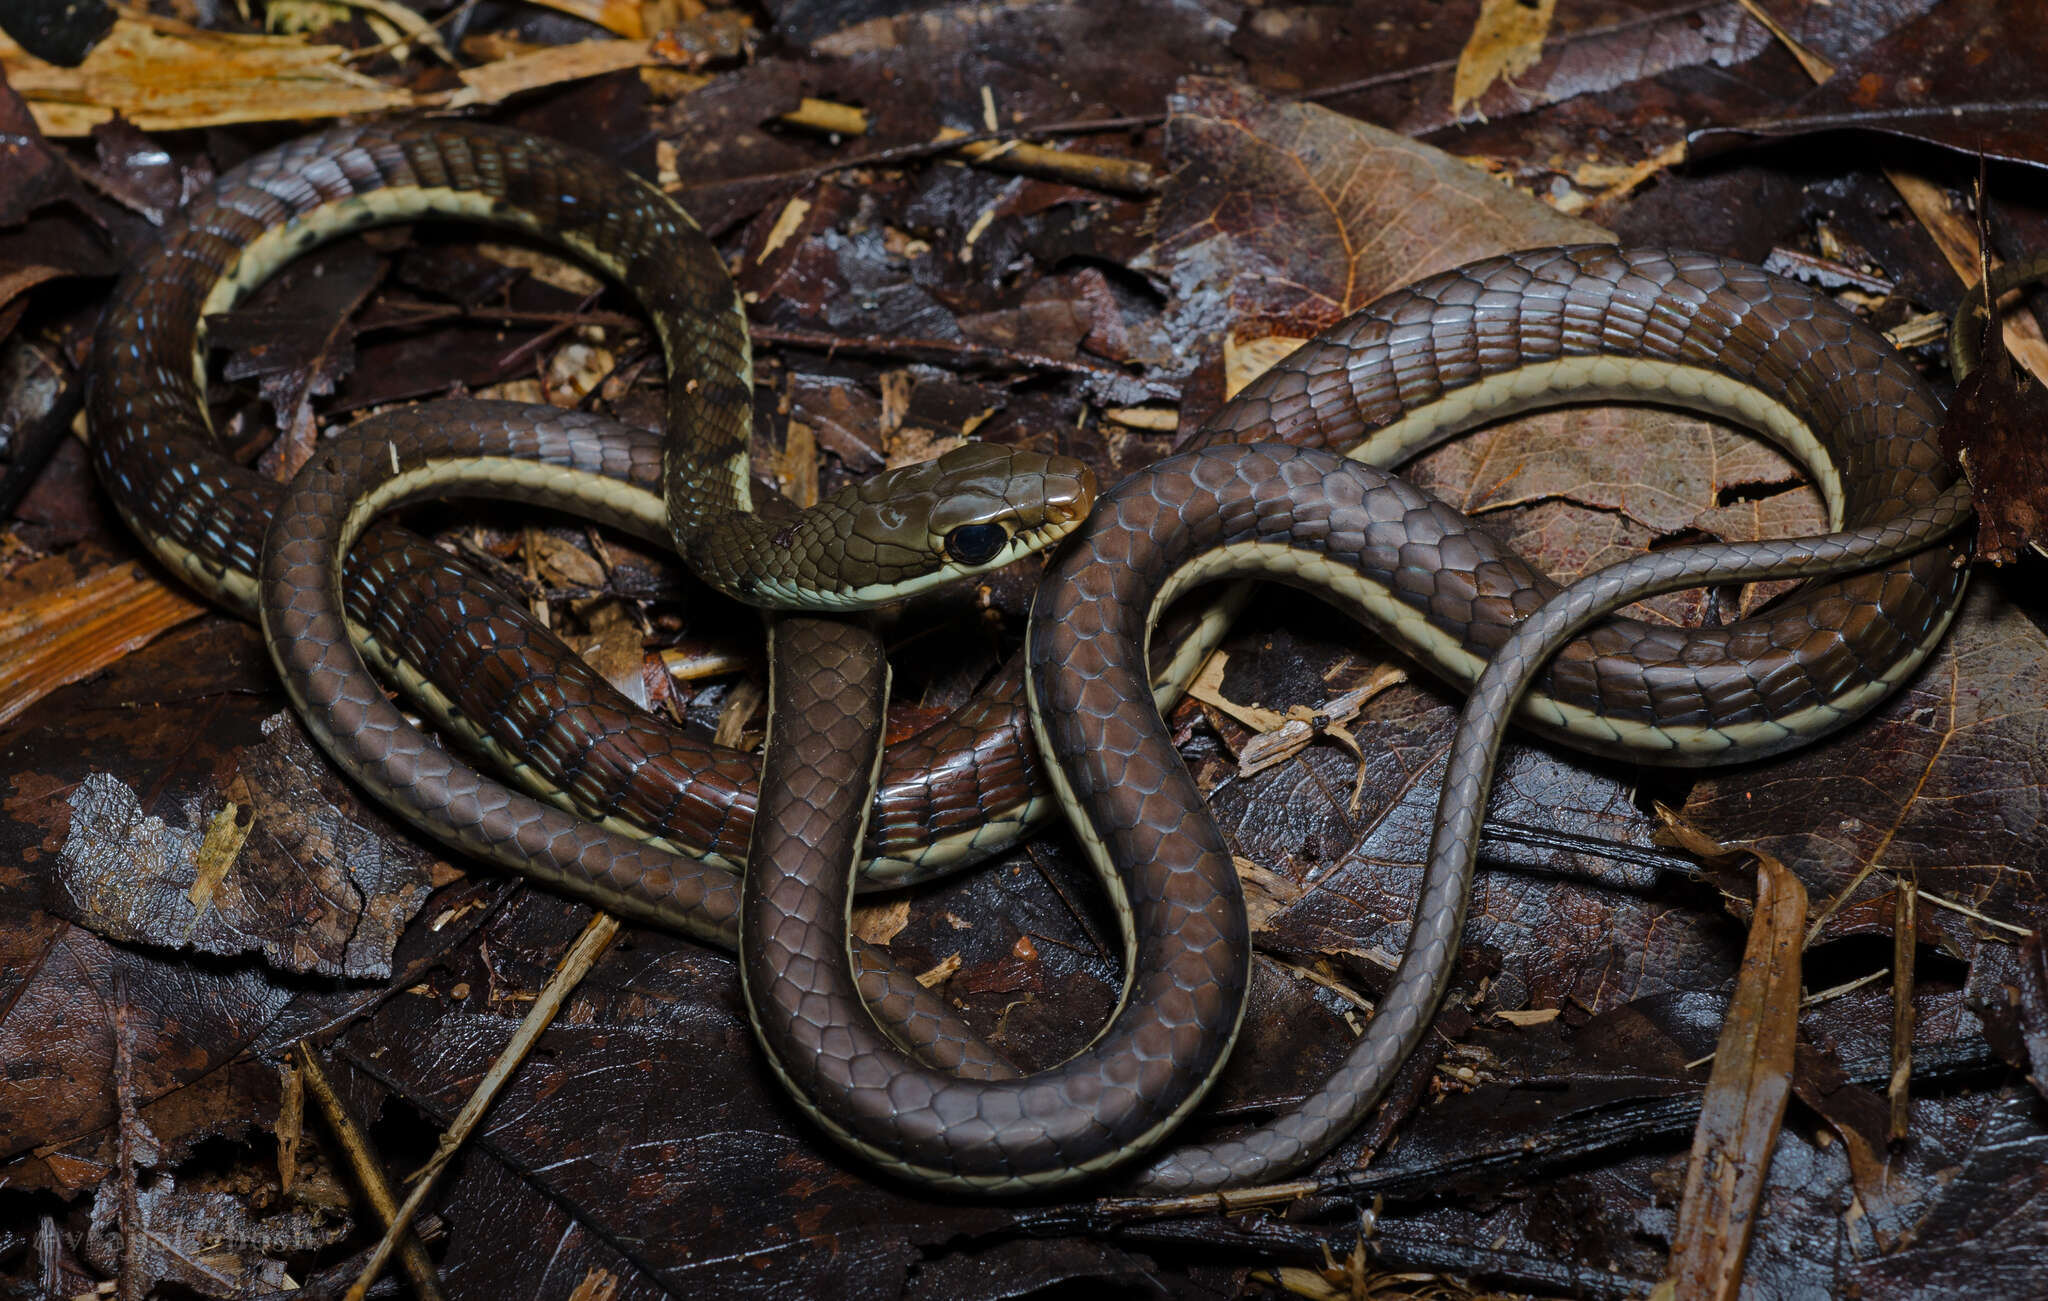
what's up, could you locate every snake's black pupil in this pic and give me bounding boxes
[945,523,1008,565]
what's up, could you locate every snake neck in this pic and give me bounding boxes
[683,508,901,611]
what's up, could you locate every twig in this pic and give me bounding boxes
[362,298,1162,391]
[112,973,143,1301]
[748,324,1170,393]
[361,299,643,335]
[496,286,606,374]
[345,912,622,1301]
[1916,887,2034,937]
[1890,876,1917,1140]
[770,111,1167,194]
[295,1044,448,1301]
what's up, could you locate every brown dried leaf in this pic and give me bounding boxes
[1660,820,1805,1301]
[524,0,644,39]
[6,1059,281,1197]
[1138,75,1609,359]
[446,39,677,111]
[1940,311,2048,565]
[0,887,296,1166]
[1410,409,1810,537]
[0,559,204,730]
[0,16,413,135]
[1682,579,2048,954]
[1452,0,1558,117]
[568,602,651,708]
[525,531,609,590]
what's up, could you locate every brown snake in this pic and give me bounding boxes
[88,122,1094,1082]
[738,247,1974,1191]
[89,119,1974,1190]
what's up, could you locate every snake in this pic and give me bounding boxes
[87,122,1094,1077]
[84,119,1100,874]
[1950,253,2048,380]
[88,117,1974,1191]
[707,247,1979,1191]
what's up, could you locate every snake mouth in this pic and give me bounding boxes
[1048,498,1093,527]
[1043,467,1099,530]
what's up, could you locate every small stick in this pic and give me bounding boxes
[344,912,622,1301]
[295,1043,448,1301]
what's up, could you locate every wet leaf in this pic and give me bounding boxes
[1228,0,1800,137]
[1843,1089,2048,1295]
[1940,300,2048,565]
[49,714,443,980]
[1681,578,2048,957]
[81,1171,343,1297]
[0,76,71,223]
[1691,0,2048,175]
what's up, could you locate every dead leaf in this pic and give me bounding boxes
[52,713,442,979]
[1682,580,2048,958]
[0,560,204,729]
[0,16,412,135]
[0,77,70,223]
[1660,821,1805,1301]
[1138,75,1609,363]
[1690,0,2048,176]
[1452,0,1559,117]
[524,0,644,40]
[1940,293,2048,564]
[445,39,676,111]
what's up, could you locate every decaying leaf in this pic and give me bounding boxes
[1691,0,2048,175]
[1452,0,1559,117]
[0,559,203,729]
[1657,819,1806,1301]
[0,16,414,135]
[1940,288,2048,564]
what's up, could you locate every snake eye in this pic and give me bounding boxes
[943,523,1009,566]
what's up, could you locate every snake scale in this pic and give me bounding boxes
[90,121,1973,1192]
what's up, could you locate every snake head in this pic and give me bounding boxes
[747,443,1097,609]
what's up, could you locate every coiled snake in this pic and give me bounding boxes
[90,122,1974,1193]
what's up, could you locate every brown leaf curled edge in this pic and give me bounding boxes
[1658,817,1807,1301]
[1939,308,2048,565]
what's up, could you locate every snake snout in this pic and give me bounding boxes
[1043,462,1098,528]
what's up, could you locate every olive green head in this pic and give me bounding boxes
[742,442,1097,610]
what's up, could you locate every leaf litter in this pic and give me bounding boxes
[1,2,2045,1297]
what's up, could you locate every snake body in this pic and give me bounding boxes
[325,253,1989,883]
[90,124,1093,1089]
[1028,444,1968,1192]
[734,247,1973,1192]
[91,118,1973,1192]
[730,247,1975,1191]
